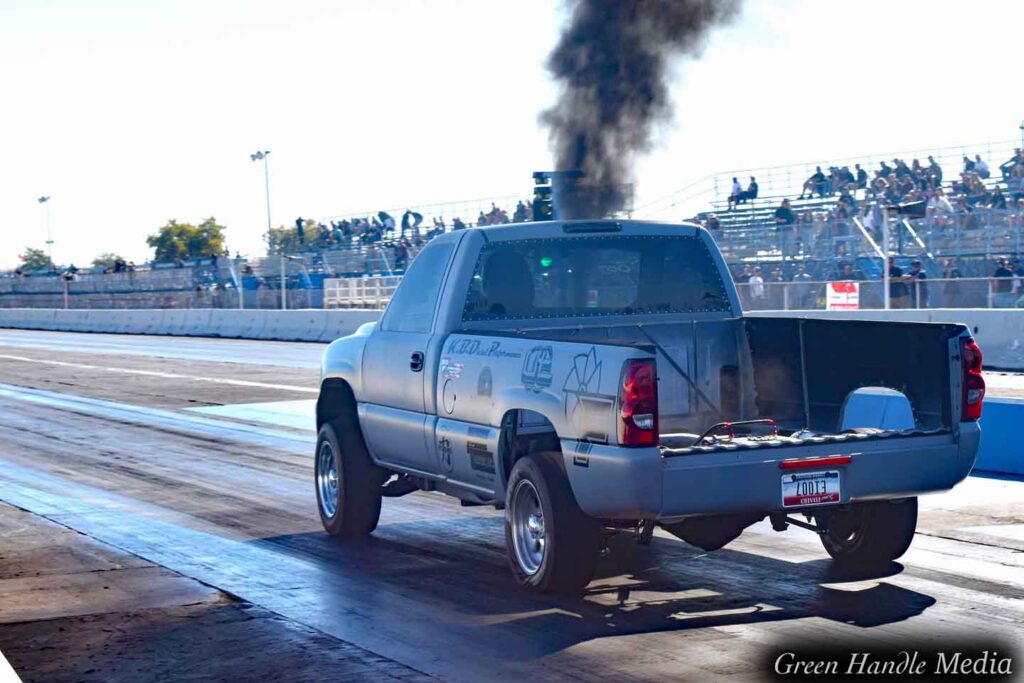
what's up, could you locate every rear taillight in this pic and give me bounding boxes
[961,338,985,421]
[618,359,658,447]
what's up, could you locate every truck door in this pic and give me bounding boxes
[360,241,455,473]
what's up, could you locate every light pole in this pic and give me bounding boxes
[250,150,272,237]
[37,196,52,268]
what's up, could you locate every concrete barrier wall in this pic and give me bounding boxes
[0,308,1021,365]
[0,308,383,344]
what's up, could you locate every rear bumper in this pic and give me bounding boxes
[562,422,980,520]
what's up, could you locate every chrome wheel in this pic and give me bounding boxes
[510,479,546,575]
[317,440,340,519]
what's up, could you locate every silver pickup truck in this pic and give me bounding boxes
[315,220,984,593]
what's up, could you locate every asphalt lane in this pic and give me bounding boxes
[0,330,1021,682]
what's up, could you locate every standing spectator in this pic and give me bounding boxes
[889,257,909,308]
[941,258,962,307]
[963,155,976,173]
[792,264,813,309]
[294,216,306,245]
[727,177,743,210]
[854,163,868,189]
[748,266,765,306]
[907,259,929,308]
[993,258,1015,307]
[1012,258,1024,296]
[927,155,943,185]
[974,154,990,179]
[773,198,795,226]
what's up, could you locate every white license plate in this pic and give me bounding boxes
[781,470,841,508]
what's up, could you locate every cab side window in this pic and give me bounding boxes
[380,243,454,333]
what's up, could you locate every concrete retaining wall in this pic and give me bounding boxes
[0,309,380,343]
[0,308,1021,364]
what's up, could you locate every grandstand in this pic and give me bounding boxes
[3,136,1022,311]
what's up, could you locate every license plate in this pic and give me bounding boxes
[781,470,841,508]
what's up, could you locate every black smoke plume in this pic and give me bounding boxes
[542,0,741,219]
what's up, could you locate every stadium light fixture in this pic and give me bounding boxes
[37,195,53,267]
[250,150,272,237]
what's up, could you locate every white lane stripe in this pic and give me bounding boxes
[0,354,318,394]
[0,651,22,683]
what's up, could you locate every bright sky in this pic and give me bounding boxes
[2,0,1022,268]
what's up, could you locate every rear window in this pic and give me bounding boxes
[462,235,730,322]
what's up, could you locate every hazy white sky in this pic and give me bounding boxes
[2,0,1022,267]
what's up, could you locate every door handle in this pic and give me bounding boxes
[410,351,425,372]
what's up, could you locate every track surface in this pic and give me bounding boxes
[0,329,1021,682]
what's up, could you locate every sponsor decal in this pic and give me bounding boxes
[477,366,493,397]
[467,427,495,474]
[573,440,592,467]
[446,338,521,360]
[437,436,454,472]
[440,357,463,380]
[562,346,603,421]
[521,345,554,392]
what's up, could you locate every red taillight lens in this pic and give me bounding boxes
[961,338,985,421]
[618,359,658,447]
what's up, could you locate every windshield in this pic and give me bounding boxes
[462,234,731,322]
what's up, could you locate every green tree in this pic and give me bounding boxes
[264,223,308,255]
[146,217,226,263]
[91,252,126,269]
[19,247,52,271]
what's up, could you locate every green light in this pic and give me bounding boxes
[540,256,553,268]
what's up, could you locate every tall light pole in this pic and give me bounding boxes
[37,196,52,268]
[250,150,272,236]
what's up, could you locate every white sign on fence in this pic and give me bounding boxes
[826,281,860,310]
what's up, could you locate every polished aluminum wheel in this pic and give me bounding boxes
[317,440,340,519]
[510,479,546,575]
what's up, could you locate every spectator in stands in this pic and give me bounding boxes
[513,200,530,223]
[1011,258,1024,296]
[378,211,396,235]
[773,199,795,227]
[727,177,742,210]
[295,217,306,245]
[838,262,864,281]
[878,161,893,178]
[705,214,721,231]
[963,155,975,174]
[927,187,956,228]
[974,154,990,179]
[798,166,827,200]
[989,187,1008,210]
[734,176,758,206]
[1000,149,1023,182]
[400,209,423,237]
[837,188,858,217]
[889,257,909,308]
[993,257,1014,292]
[748,266,765,304]
[925,155,941,184]
[855,164,868,189]
[906,259,929,308]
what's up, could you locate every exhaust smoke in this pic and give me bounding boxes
[542,0,742,219]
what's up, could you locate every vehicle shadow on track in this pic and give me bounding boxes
[251,517,936,659]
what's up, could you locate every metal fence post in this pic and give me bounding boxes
[280,255,287,311]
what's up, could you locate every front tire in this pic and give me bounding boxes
[315,417,385,537]
[504,453,600,594]
[821,497,918,566]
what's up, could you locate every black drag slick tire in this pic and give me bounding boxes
[504,453,601,594]
[821,497,918,566]
[315,416,385,538]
